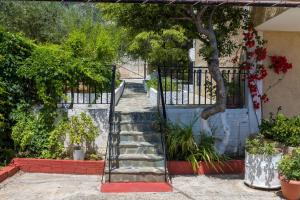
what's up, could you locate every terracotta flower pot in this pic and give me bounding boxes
[280,176,300,200]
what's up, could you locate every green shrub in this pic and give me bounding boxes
[11,104,66,158]
[146,77,181,91]
[18,45,71,108]
[165,119,227,171]
[0,31,35,164]
[245,134,279,155]
[68,113,99,149]
[279,148,300,181]
[260,114,300,147]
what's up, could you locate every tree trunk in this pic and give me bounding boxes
[192,6,227,120]
[200,32,227,120]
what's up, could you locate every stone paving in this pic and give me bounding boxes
[0,172,283,200]
[115,79,155,113]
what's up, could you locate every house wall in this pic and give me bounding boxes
[262,31,300,118]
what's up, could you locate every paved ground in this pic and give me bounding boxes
[0,172,283,200]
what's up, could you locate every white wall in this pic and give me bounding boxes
[65,81,125,156]
[147,84,258,156]
[166,106,251,156]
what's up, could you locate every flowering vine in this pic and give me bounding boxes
[238,23,292,110]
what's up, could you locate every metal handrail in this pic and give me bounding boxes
[100,65,116,183]
[157,65,168,182]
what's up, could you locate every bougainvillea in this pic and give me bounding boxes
[240,24,268,109]
[269,56,293,74]
[239,24,292,110]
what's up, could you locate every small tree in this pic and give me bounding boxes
[100,4,247,119]
[128,26,190,70]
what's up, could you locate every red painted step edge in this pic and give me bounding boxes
[101,182,173,193]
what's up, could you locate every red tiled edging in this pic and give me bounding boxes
[168,160,244,175]
[101,182,173,193]
[0,158,244,184]
[0,165,19,183]
[11,158,105,175]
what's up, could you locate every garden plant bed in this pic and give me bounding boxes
[168,160,245,175]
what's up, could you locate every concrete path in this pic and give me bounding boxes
[0,172,283,200]
[115,79,155,113]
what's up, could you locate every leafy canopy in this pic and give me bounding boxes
[99,4,247,60]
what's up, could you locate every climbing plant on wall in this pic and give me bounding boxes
[238,22,293,110]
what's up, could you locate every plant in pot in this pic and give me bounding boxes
[260,112,300,154]
[278,148,300,200]
[67,113,99,160]
[245,134,283,189]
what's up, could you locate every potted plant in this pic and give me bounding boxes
[245,134,283,189]
[278,148,300,200]
[67,113,99,160]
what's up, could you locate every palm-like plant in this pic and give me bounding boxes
[166,118,228,172]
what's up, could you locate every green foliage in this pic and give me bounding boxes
[61,113,99,149]
[11,104,63,158]
[95,28,119,63]
[43,121,67,159]
[245,134,279,155]
[260,113,300,147]
[128,26,189,67]
[0,30,35,163]
[279,148,300,181]
[0,3,121,163]
[146,77,180,91]
[165,119,227,171]
[0,2,104,44]
[64,31,87,58]
[0,1,66,43]
[100,4,247,60]
[18,45,70,107]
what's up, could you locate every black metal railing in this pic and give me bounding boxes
[159,66,246,108]
[99,65,117,183]
[61,79,112,109]
[157,66,168,182]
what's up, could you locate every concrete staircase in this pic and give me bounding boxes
[105,80,166,183]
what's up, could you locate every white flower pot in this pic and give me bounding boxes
[73,149,85,160]
[244,151,282,189]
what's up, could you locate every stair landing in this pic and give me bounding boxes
[115,79,155,113]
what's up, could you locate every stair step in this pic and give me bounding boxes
[119,131,161,143]
[105,167,166,182]
[106,167,165,174]
[118,122,155,132]
[118,153,164,160]
[115,112,157,123]
[116,141,163,154]
[116,154,164,168]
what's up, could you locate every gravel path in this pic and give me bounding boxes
[0,172,283,200]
